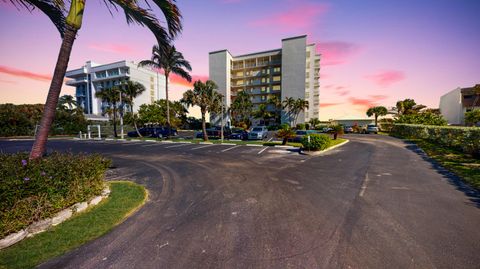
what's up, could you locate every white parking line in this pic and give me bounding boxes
[190,144,214,151]
[165,143,190,148]
[359,172,370,197]
[221,145,241,152]
[257,147,268,155]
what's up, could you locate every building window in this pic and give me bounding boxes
[273,76,281,82]
[273,67,281,73]
[272,85,281,91]
[261,95,266,101]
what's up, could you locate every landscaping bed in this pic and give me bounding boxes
[0,152,111,239]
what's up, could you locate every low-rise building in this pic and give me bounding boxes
[65,60,166,116]
[439,84,480,125]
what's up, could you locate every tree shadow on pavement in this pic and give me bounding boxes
[404,142,480,208]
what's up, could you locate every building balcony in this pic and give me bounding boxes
[66,78,88,86]
[92,72,129,82]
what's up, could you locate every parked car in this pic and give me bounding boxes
[248,126,268,140]
[291,130,319,142]
[344,126,354,133]
[228,128,248,140]
[195,126,232,138]
[322,127,333,133]
[128,127,177,138]
[366,124,379,134]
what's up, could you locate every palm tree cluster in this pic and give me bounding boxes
[230,91,253,128]
[181,80,223,141]
[282,97,309,127]
[8,0,183,159]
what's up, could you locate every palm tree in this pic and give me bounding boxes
[58,94,75,110]
[10,0,182,159]
[282,97,296,126]
[96,87,121,137]
[308,118,320,129]
[139,44,191,137]
[253,104,272,125]
[366,106,388,126]
[181,80,222,141]
[121,81,146,137]
[267,95,282,125]
[292,99,309,127]
[230,91,253,127]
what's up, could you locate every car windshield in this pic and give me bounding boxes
[252,128,263,132]
[367,124,376,128]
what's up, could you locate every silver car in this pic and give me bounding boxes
[248,126,268,140]
[366,124,379,134]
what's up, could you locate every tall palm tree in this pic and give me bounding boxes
[292,99,309,127]
[253,104,273,125]
[139,44,192,137]
[9,0,182,159]
[121,81,146,136]
[282,97,296,126]
[181,80,222,141]
[230,91,253,127]
[267,95,281,125]
[95,87,121,137]
[308,118,320,129]
[366,106,388,126]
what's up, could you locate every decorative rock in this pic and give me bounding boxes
[101,187,111,197]
[27,218,52,236]
[0,229,27,249]
[52,208,73,226]
[73,202,88,213]
[89,195,103,206]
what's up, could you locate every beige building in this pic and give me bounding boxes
[209,35,320,126]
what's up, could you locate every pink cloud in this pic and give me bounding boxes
[316,41,361,66]
[0,78,17,84]
[320,102,341,108]
[348,95,388,109]
[170,74,209,88]
[88,43,134,54]
[250,2,328,30]
[0,65,51,81]
[365,70,405,87]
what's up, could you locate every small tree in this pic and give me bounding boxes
[329,125,344,140]
[366,106,388,126]
[465,110,480,126]
[121,81,146,137]
[276,126,296,145]
[95,87,121,137]
[308,118,320,129]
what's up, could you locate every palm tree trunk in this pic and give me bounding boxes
[201,111,208,141]
[113,104,118,137]
[375,114,378,126]
[29,25,78,160]
[132,106,142,137]
[165,72,171,138]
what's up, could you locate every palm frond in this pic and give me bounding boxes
[148,0,182,37]
[171,67,192,82]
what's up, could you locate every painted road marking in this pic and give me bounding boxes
[359,172,370,197]
[191,144,214,151]
[257,147,268,155]
[165,143,190,148]
[221,145,241,152]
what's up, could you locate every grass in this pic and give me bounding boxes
[0,181,147,269]
[408,139,480,190]
[329,138,348,147]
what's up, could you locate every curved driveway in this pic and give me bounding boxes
[2,135,479,268]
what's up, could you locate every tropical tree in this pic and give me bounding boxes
[137,100,186,127]
[366,106,388,126]
[139,44,191,137]
[10,0,182,159]
[267,95,282,125]
[230,90,253,127]
[181,80,222,141]
[58,94,76,110]
[395,112,447,126]
[282,97,296,126]
[276,125,296,145]
[308,118,321,129]
[465,109,480,126]
[292,99,309,126]
[472,84,480,108]
[253,104,273,125]
[95,87,121,137]
[121,81,146,136]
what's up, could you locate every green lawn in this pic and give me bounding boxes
[329,138,348,147]
[408,139,480,190]
[0,181,147,269]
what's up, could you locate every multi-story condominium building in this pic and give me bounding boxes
[439,84,480,125]
[209,35,320,126]
[65,60,166,116]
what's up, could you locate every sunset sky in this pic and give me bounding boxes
[1,0,479,120]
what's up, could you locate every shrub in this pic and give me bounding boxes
[301,133,331,151]
[0,152,111,238]
[465,110,480,126]
[296,123,306,130]
[395,112,447,126]
[267,125,279,131]
[391,124,480,158]
[276,126,296,145]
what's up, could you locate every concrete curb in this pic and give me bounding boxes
[0,186,111,250]
[246,144,264,147]
[300,139,350,156]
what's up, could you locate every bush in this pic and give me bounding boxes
[267,125,279,131]
[296,123,306,130]
[301,133,331,151]
[395,112,447,126]
[391,124,480,158]
[0,152,111,238]
[465,110,480,126]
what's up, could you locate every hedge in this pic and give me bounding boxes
[0,152,111,238]
[390,124,480,157]
[301,133,331,151]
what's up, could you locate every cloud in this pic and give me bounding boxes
[0,78,17,84]
[169,74,209,88]
[249,2,328,30]
[88,43,134,54]
[320,102,341,108]
[365,70,405,87]
[316,41,361,66]
[348,95,388,108]
[0,65,51,81]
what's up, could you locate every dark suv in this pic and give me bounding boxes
[195,126,232,138]
[128,127,177,138]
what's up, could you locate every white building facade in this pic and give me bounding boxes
[65,61,166,116]
[439,85,479,125]
[209,35,321,126]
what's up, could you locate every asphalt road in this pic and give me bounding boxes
[1,135,479,269]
